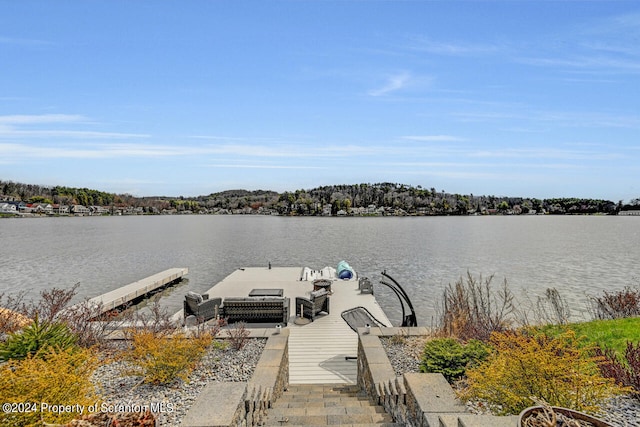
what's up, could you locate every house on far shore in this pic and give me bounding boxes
[71,205,90,216]
[31,203,53,215]
[89,206,109,216]
[0,203,18,215]
[16,202,31,214]
[52,204,70,215]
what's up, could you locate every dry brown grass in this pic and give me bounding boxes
[437,272,515,342]
[0,307,31,333]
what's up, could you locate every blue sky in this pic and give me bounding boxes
[1,1,639,201]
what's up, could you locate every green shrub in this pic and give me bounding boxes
[420,338,491,383]
[0,316,77,361]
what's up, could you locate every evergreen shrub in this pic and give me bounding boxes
[0,316,77,361]
[420,338,490,383]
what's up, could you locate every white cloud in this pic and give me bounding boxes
[401,135,466,142]
[515,12,640,76]
[0,114,85,125]
[0,114,150,139]
[204,144,301,158]
[0,129,150,139]
[0,36,53,46]
[206,163,325,170]
[454,109,640,129]
[0,143,180,159]
[368,72,411,96]
[200,142,388,158]
[517,55,640,73]
[408,37,501,56]
[187,135,253,142]
[468,147,623,161]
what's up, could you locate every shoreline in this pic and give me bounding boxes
[0,210,630,219]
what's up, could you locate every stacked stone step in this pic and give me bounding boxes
[434,414,519,427]
[374,373,519,427]
[263,383,402,426]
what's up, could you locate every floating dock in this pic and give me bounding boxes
[89,267,188,315]
[194,266,391,384]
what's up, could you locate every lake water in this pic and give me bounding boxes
[1,215,639,325]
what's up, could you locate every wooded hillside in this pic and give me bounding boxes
[2,179,634,215]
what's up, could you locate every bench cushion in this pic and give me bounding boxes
[222,297,290,324]
[310,289,328,299]
[186,291,203,304]
[185,292,204,313]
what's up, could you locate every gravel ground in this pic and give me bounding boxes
[380,336,640,427]
[91,338,266,426]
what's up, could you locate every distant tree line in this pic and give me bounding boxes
[265,183,621,216]
[1,181,126,207]
[1,179,636,216]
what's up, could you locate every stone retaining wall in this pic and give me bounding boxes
[356,327,518,427]
[182,329,289,427]
[245,329,289,426]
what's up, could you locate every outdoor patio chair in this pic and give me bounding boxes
[358,277,373,294]
[295,289,330,321]
[183,291,221,323]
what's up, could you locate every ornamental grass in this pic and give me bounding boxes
[459,329,628,415]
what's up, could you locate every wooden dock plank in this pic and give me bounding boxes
[197,266,391,385]
[89,267,188,314]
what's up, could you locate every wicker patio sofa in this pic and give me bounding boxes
[184,292,222,323]
[221,296,290,325]
[295,289,330,321]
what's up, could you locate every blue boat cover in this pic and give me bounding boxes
[337,260,354,280]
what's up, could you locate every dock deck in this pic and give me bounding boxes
[89,268,188,315]
[198,267,391,384]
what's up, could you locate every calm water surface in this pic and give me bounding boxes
[1,215,639,325]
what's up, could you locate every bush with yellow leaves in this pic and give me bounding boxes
[459,329,627,415]
[123,329,213,385]
[0,347,101,427]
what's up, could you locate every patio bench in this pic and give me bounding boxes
[221,296,290,325]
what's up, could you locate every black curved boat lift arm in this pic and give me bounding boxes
[379,270,418,327]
